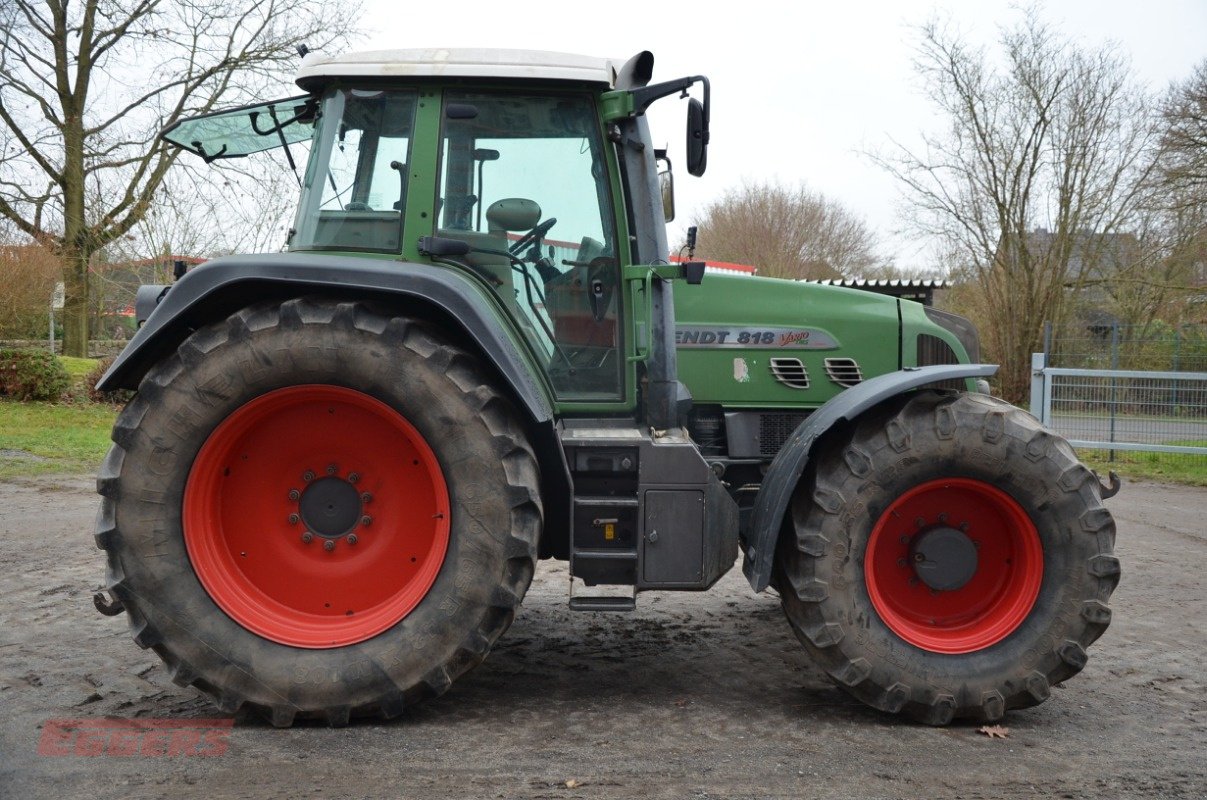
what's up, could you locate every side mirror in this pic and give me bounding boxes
[686,97,708,177]
[656,152,675,223]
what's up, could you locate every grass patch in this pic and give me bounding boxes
[0,398,116,478]
[1079,441,1207,487]
[59,356,99,381]
[58,356,100,397]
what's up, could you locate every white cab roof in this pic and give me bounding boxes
[296,48,621,87]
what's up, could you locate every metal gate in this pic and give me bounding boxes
[1029,353,1207,457]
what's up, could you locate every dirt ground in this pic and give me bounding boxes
[0,473,1204,800]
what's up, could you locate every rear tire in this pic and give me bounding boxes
[776,391,1119,724]
[96,298,542,726]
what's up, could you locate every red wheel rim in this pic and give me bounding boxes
[183,386,450,648]
[864,478,1042,654]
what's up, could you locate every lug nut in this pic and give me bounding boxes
[959,522,970,532]
[938,513,948,524]
[361,515,372,527]
[303,470,315,482]
[288,513,300,525]
[347,534,358,545]
[326,463,338,475]
[914,553,925,562]
[361,492,373,504]
[288,489,301,501]
[348,473,360,484]
[301,532,313,544]
[324,540,335,552]
[899,535,910,544]
[915,517,926,528]
[897,558,907,567]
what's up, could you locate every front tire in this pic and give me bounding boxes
[776,391,1120,724]
[96,298,542,726]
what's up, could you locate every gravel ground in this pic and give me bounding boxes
[0,473,1204,799]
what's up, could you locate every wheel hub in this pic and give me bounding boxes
[299,477,363,538]
[910,526,978,591]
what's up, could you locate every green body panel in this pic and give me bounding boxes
[673,274,905,408]
[400,90,443,264]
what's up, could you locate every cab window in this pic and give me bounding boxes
[437,91,622,401]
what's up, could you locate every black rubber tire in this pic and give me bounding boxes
[776,390,1120,725]
[96,298,542,726]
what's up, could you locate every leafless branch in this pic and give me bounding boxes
[870,6,1158,401]
[0,0,362,354]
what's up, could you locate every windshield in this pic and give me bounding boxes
[160,96,316,161]
[290,88,419,252]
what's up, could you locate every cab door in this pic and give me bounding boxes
[433,90,628,405]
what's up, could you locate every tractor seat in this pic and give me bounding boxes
[486,198,541,235]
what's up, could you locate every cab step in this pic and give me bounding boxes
[568,596,637,612]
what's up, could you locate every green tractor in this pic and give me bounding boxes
[94,48,1119,727]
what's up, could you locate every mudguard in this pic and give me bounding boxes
[97,252,554,424]
[742,363,999,592]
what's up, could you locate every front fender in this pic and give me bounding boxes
[742,364,999,592]
[97,252,554,424]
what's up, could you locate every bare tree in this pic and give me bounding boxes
[1158,59,1207,214]
[1063,60,1207,335]
[874,9,1156,401]
[690,180,882,280]
[1145,58,1207,324]
[0,0,358,357]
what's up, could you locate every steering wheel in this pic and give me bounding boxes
[509,217,558,256]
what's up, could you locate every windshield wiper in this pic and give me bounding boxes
[264,104,302,187]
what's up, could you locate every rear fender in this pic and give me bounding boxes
[742,364,999,592]
[99,252,554,423]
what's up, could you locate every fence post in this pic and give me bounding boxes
[1172,326,1182,412]
[1030,352,1046,420]
[1043,321,1052,363]
[1109,325,1119,462]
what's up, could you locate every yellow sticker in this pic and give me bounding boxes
[604,523,615,540]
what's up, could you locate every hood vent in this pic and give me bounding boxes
[824,358,864,387]
[769,357,810,389]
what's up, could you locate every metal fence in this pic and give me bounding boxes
[1044,322,1207,373]
[1030,353,1207,462]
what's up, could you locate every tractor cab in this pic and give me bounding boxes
[161,49,710,407]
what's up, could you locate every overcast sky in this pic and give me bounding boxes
[360,0,1206,271]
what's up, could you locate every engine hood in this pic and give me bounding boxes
[672,274,902,408]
